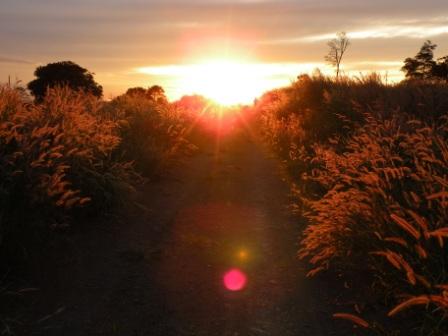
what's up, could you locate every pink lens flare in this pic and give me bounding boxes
[223,268,247,291]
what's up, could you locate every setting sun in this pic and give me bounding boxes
[136,59,314,106]
[182,60,265,105]
[138,59,272,105]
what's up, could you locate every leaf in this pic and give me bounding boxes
[306,266,326,277]
[427,191,448,200]
[390,214,421,240]
[333,313,370,328]
[388,296,430,316]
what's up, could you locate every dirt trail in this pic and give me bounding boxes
[20,129,347,336]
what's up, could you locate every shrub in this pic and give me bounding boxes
[102,93,193,176]
[0,84,196,333]
[257,75,448,334]
[27,61,103,102]
[299,113,448,334]
[0,86,137,245]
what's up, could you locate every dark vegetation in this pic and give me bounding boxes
[2,38,448,335]
[0,72,193,262]
[325,32,350,79]
[402,41,448,81]
[256,41,448,335]
[27,61,103,101]
[0,63,197,333]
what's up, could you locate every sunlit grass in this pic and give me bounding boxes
[257,74,448,334]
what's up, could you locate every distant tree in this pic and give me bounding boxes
[124,85,168,103]
[325,32,350,79]
[401,57,421,79]
[402,40,437,80]
[175,94,210,113]
[146,85,167,104]
[433,56,448,82]
[125,87,147,97]
[28,61,103,101]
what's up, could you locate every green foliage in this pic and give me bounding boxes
[27,61,103,101]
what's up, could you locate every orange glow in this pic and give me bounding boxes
[237,249,249,261]
[136,60,324,106]
[223,268,247,291]
[180,60,264,105]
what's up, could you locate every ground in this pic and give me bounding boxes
[17,128,359,336]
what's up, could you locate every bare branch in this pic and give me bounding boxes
[325,32,350,79]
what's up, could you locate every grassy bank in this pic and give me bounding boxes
[256,74,448,335]
[0,85,193,332]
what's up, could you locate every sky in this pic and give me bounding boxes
[1,0,448,103]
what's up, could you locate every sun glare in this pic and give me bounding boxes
[137,59,297,106]
[182,60,266,105]
[136,60,334,106]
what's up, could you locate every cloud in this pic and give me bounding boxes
[350,61,403,68]
[258,23,448,45]
[0,56,34,65]
[0,0,447,97]
[136,62,328,78]
[304,24,448,42]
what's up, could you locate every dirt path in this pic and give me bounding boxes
[20,129,348,336]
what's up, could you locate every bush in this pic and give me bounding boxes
[102,93,193,176]
[300,114,448,334]
[0,86,137,248]
[257,75,448,334]
[256,74,448,151]
[0,84,196,333]
[27,61,103,101]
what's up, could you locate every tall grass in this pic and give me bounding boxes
[104,93,194,176]
[0,84,194,333]
[0,86,134,228]
[1,84,247,333]
[257,74,448,335]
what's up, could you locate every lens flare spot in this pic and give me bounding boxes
[237,249,249,261]
[223,268,247,291]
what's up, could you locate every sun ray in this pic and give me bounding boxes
[137,60,319,106]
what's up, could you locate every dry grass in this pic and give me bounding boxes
[257,74,448,335]
[0,85,135,332]
[0,86,134,222]
[0,84,194,333]
[103,93,194,176]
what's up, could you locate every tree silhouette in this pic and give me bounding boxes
[126,87,147,97]
[146,85,167,104]
[325,32,350,79]
[433,56,448,82]
[175,94,209,113]
[28,61,103,101]
[402,40,437,80]
[125,85,168,103]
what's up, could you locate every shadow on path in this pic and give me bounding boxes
[20,129,350,336]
